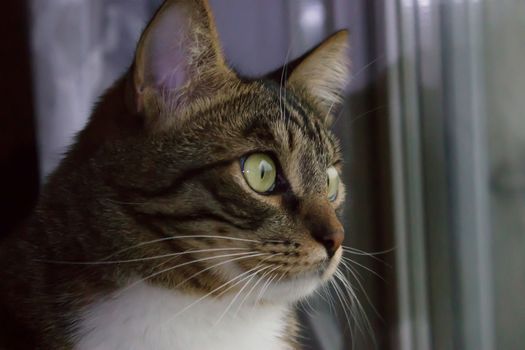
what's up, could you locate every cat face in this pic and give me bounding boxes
[92,0,350,304]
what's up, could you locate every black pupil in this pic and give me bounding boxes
[260,163,266,179]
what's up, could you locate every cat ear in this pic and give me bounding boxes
[286,30,350,122]
[133,0,234,121]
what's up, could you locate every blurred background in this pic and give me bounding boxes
[1,0,524,349]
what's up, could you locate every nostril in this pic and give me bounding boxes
[322,238,336,258]
[313,228,344,258]
[303,203,345,258]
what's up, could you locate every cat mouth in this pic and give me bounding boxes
[207,244,343,304]
[248,247,343,303]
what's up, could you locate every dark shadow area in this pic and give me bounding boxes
[0,0,40,236]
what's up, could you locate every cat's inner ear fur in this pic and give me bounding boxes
[286,30,350,124]
[133,0,236,127]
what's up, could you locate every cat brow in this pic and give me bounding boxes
[263,81,330,145]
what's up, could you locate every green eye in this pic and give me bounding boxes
[327,166,340,201]
[242,153,277,194]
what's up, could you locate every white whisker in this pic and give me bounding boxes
[166,261,276,323]
[343,247,392,267]
[214,264,273,326]
[342,245,396,256]
[280,46,292,126]
[300,292,318,318]
[173,252,276,290]
[340,259,382,322]
[36,247,249,265]
[99,234,263,261]
[341,256,385,281]
[323,100,337,123]
[331,271,358,333]
[234,256,282,314]
[319,283,336,314]
[248,265,281,315]
[350,55,384,81]
[117,251,264,296]
[335,269,376,347]
[329,275,358,348]
[253,268,280,307]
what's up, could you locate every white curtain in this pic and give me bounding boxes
[30,0,163,177]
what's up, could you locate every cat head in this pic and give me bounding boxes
[86,0,350,304]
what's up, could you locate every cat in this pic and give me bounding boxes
[0,0,349,349]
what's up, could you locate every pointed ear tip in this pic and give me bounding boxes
[323,29,350,52]
[332,29,350,41]
[328,30,351,62]
[154,0,212,20]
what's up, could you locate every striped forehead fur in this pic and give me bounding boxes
[159,81,341,197]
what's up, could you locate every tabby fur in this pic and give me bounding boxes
[0,0,350,349]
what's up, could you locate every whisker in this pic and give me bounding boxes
[283,49,291,129]
[253,269,280,307]
[297,300,314,319]
[341,256,385,281]
[350,55,384,81]
[313,288,327,304]
[214,265,273,326]
[300,290,324,317]
[300,293,318,318]
[35,247,249,265]
[342,245,396,256]
[280,46,292,126]
[166,261,276,323]
[234,257,282,314]
[340,259,383,322]
[173,253,278,291]
[279,55,285,122]
[318,283,336,314]
[332,103,384,129]
[329,274,359,336]
[117,251,265,296]
[340,269,378,347]
[335,269,368,338]
[333,274,360,350]
[99,235,264,260]
[274,269,287,285]
[249,265,281,314]
[323,100,337,123]
[342,248,392,268]
[335,269,377,348]
[349,106,384,126]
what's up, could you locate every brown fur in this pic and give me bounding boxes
[0,0,350,348]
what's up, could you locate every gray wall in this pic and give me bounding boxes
[485,1,525,348]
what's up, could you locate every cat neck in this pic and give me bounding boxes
[74,281,295,350]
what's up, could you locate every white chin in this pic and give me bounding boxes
[260,248,343,304]
[261,273,322,303]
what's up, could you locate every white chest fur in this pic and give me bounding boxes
[74,282,292,350]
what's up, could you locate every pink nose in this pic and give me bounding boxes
[311,223,345,258]
[302,200,345,258]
